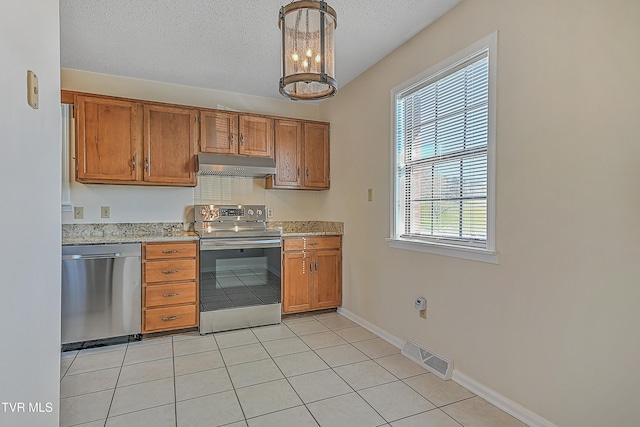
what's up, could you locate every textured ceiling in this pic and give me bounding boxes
[60,0,462,100]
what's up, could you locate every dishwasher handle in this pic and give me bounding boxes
[63,252,122,260]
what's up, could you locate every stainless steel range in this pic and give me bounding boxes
[195,204,282,334]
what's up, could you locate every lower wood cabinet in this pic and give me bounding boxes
[282,236,342,314]
[142,241,199,333]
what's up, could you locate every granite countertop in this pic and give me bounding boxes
[62,221,343,245]
[272,221,343,236]
[62,223,198,246]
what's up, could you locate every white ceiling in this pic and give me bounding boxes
[59,0,462,100]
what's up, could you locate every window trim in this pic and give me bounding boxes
[389,31,498,264]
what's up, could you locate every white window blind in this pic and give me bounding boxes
[396,51,489,249]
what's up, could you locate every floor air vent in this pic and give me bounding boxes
[401,339,453,380]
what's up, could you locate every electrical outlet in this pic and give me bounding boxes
[267,208,274,218]
[101,206,110,218]
[74,206,84,219]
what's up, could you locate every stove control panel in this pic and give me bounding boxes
[195,204,267,222]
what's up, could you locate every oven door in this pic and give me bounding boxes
[199,237,282,334]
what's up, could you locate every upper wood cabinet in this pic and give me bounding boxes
[143,104,197,186]
[267,120,330,190]
[73,93,197,186]
[271,120,303,187]
[68,90,328,189]
[75,96,140,183]
[199,110,238,154]
[303,122,330,189]
[200,111,274,158]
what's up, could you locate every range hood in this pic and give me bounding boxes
[198,153,276,178]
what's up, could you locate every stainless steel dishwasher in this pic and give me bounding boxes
[61,243,141,344]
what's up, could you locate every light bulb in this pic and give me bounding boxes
[302,59,309,68]
[315,54,321,63]
[291,52,299,61]
[306,48,313,57]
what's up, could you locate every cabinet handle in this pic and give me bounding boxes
[162,269,180,274]
[315,261,318,271]
[230,132,234,146]
[132,155,136,171]
[145,157,150,174]
[162,250,181,254]
[240,133,244,146]
[162,293,181,297]
[306,167,309,178]
[297,166,300,177]
[310,261,313,273]
[308,242,319,247]
[162,316,181,321]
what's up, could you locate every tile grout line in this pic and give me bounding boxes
[172,335,178,427]
[102,341,127,426]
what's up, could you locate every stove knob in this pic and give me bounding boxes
[247,209,254,216]
[256,209,263,216]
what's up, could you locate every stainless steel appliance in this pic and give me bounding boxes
[195,204,281,334]
[198,153,276,178]
[61,243,142,344]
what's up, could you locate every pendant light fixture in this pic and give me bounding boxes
[279,1,337,100]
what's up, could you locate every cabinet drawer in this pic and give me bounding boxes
[283,236,341,252]
[145,282,197,307]
[145,259,196,283]
[144,241,197,260]
[143,304,198,332]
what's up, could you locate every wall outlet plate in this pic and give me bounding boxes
[74,206,84,219]
[101,206,110,218]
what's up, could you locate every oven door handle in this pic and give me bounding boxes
[200,238,282,250]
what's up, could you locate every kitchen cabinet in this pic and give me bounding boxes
[142,241,199,333]
[270,120,303,187]
[73,93,197,186]
[143,104,197,186]
[282,236,342,314]
[267,121,330,190]
[200,110,274,158]
[75,95,140,183]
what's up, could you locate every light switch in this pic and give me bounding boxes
[367,188,373,202]
[27,70,39,109]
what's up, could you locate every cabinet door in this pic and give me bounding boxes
[313,250,342,309]
[273,120,303,187]
[200,110,239,154]
[76,96,139,182]
[144,104,197,186]
[282,252,312,313]
[303,122,330,189]
[239,115,274,158]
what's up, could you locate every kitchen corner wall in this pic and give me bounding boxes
[61,69,323,224]
[318,1,640,426]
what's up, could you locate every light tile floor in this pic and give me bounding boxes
[60,312,527,427]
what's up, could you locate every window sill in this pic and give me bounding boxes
[387,238,499,264]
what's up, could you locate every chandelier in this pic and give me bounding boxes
[279,1,337,100]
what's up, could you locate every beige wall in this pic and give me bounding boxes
[2,1,61,425]
[319,1,640,426]
[61,69,324,223]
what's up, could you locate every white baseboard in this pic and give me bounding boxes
[337,307,404,349]
[337,307,557,427]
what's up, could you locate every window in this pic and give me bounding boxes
[389,33,497,263]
